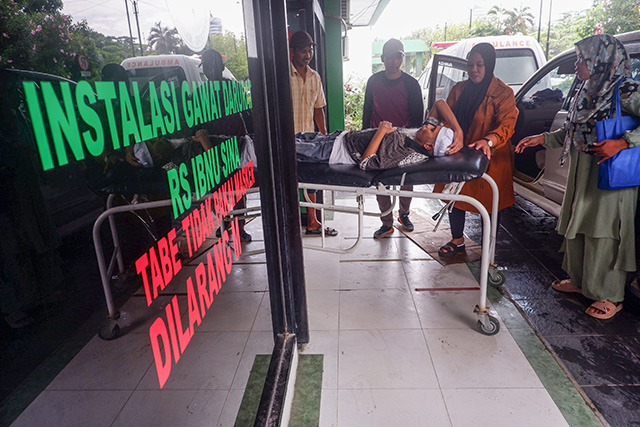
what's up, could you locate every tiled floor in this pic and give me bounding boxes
[478,196,640,427]
[8,192,600,426]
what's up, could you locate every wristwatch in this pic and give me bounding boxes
[482,137,493,147]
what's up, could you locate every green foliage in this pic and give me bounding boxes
[411,22,470,47]
[470,17,504,37]
[0,0,119,81]
[210,31,249,80]
[343,78,365,131]
[94,35,136,65]
[410,22,471,62]
[407,1,636,64]
[578,0,640,39]
[147,22,180,54]
[488,5,536,35]
[545,12,588,59]
[0,1,76,77]
[23,0,62,13]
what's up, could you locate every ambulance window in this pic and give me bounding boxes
[495,49,538,85]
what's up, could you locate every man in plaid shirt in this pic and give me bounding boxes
[289,30,337,236]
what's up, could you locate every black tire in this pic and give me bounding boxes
[488,270,506,287]
[98,321,121,340]
[477,316,500,336]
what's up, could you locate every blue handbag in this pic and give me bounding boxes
[596,78,640,190]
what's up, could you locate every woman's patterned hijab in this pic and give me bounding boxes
[561,34,632,164]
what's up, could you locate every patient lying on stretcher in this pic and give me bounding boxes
[296,99,464,170]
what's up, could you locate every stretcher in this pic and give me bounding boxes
[296,147,503,335]
[92,146,502,338]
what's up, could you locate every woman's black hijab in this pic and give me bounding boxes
[453,42,497,135]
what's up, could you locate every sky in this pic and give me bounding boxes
[62,0,590,79]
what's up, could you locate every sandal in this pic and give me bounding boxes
[586,300,622,320]
[438,241,465,258]
[551,279,582,294]
[306,227,338,237]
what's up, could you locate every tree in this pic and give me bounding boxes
[147,22,180,54]
[209,31,249,80]
[470,16,504,37]
[545,11,588,59]
[410,21,471,62]
[22,0,63,13]
[94,35,136,65]
[343,77,365,131]
[578,0,640,39]
[0,0,76,76]
[488,5,535,35]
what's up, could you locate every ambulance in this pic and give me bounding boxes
[418,35,547,111]
[121,54,235,89]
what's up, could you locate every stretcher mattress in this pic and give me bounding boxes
[296,147,489,187]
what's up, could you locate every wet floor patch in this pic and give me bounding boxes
[483,196,640,426]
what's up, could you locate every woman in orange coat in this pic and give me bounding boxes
[434,43,518,257]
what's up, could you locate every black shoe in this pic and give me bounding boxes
[239,229,252,243]
[398,214,414,232]
[373,225,394,239]
[216,222,251,243]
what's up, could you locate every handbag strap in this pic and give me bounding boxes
[608,78,625,119]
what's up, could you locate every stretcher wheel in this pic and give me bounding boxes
[477,316,500,336]
[98,320,121,341]
[488,270,506,287]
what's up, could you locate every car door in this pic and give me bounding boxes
[512,54,578,205]
[426,54,468,111]
[4,70,104,236]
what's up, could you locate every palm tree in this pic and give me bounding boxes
[488,5,535,35]
[504,6,535,34]
[147,22,180,54]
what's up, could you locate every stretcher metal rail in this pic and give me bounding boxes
[295,147,502,335]
[92,148,503,337]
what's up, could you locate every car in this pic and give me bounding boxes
[418,35,547,113]
[511,30,640,216]
[0,69,104,236]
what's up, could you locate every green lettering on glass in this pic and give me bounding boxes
[246,80,253,108]
[119,81,141,146]
[194,154,206,200]
[203,147,218,190]
[213,81,221,120]
[198,81,211,123]
[95,81,121,150]
[230,136,240,169]
[171,81,181,131]
[222,81,231,116]
[233,82,240,114]
[22,81,54,170]
[181,80,193,128]
[76,80,105,157]
[132,81,153,141]
[42,81,83,167]
[167,167,184,218]
[191,81,203,127]
[160,81,175,134]
[179,162,191,211]
[148,82,167,137]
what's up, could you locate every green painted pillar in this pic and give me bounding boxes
[324,0,345,132]
[416,52,423,76]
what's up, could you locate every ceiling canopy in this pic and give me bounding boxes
[343,0,390,27]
